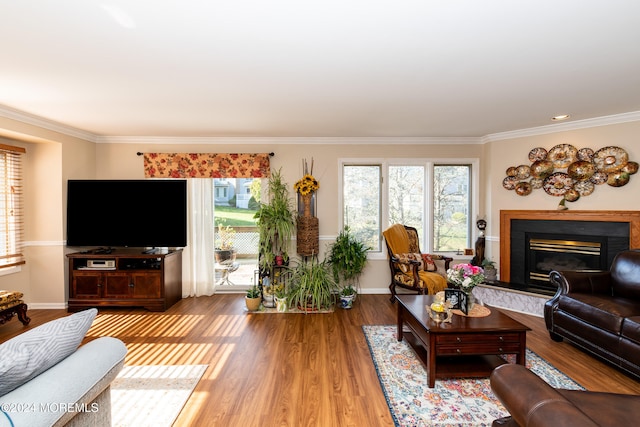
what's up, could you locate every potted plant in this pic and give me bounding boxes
[262,281,276,308]
[245,284,262,311]
[288,258,338,312]
[254,168,296,272]
[327,226,370,308]
[214,224,237,265]
[339,285,357,309]
[274,285,287,312]
[482,259,497,281]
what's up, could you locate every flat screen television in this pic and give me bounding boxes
[66,179,188,248]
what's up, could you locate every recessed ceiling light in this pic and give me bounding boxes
[552,114,571,121]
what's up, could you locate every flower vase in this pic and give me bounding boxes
[296,192,319,256]
[464,289,475,312]
[302,193,312,217]
[275,297,287,312]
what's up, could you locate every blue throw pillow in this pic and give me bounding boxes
[0,308,97,396]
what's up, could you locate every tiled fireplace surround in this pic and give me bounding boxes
[476,210,640,317]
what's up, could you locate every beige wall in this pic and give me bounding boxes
[484,120,640,277]
[1,115,639,307]
[0,117,96,308]
[95,141,482,239]
[95,141,483,295]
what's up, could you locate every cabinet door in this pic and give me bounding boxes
[130,273,162,299]
[72,272,103,298]
[103,274,133,298]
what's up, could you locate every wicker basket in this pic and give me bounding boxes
[297,216,319,256]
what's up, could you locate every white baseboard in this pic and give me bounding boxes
[26,302,67,310]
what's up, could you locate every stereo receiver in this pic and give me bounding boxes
[87,259,116,268]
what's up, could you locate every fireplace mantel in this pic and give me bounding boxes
[500,210,640,283]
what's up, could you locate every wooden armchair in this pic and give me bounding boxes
[383,224,452,302]
[0,290,30,326]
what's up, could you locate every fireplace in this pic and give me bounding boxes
[527,237,604,284]
[511,220,628,293]
[500,210,640,295]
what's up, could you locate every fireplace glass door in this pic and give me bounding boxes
[527,235,607,289]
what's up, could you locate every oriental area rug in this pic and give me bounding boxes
[111,364,207,427]
[363,325,583,427]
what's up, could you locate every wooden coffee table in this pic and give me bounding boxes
[396,294,530,388]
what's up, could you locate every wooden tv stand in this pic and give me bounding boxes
[67,248,182,312]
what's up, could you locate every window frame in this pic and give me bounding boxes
[0,144,26,272]
[339,157,479,261]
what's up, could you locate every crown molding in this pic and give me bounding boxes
[482,111,640,143]
[0,104,98,142]
[2,102,639,145]
[95,135,482,145]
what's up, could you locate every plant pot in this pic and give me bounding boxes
[340,294,355,309]
[263,293,275,308]
[275,296,287,312]
[484,267,497,281]
[215,248,237,265]
[245,296,261,311]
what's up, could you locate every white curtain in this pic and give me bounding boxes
[184,179,216,297]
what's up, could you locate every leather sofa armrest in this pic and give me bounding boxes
[550,270,611,295]
[490,364,598,427]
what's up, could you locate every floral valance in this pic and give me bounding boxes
[143,152,271,178]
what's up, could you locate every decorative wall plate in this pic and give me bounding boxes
[567,160,595,181]
[590,171,608,185]
[530,160,554,179]
[621,161,639,175]
[574,180,595,196]
[530,178,544,189]
[548,144,578,168]
[515,181,532,196]
[564,189,580,202]
[607,171,630,187]
[593,146,628,172]
[502,176,518,190]
[577,148,595,161]
[543,172,574,196]
[505,166,517,177]
[528,147,548,162]
[515,164,531,179]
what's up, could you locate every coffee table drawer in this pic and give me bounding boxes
[436,333,520,345]
[437,342,522,356]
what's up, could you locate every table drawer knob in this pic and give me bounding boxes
[456,348,461,353]
[456,337,462,342]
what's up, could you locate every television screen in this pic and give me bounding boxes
[67,179,188,248]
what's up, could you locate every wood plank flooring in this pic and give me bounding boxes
[1,294,639,426]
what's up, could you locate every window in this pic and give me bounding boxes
[342,165,381,251]
[0,144,26,269]
[213,177,260,286]
[341,159,477,255]
[433,165,471,252]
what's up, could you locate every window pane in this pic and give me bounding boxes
[343,165,380,251]
[433,165,470,252]
[213,178,260,286]
[388,165,424,237]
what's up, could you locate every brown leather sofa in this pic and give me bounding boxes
[544,249,640,380]
[490,363,640,427]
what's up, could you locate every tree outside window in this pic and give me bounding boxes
[342,161,474,254]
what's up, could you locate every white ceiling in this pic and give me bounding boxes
[1,1,640,139]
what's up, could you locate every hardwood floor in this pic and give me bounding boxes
[2,294,639,426]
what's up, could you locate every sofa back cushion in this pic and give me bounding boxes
[611,250,640,300]
[0,308,97,396]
